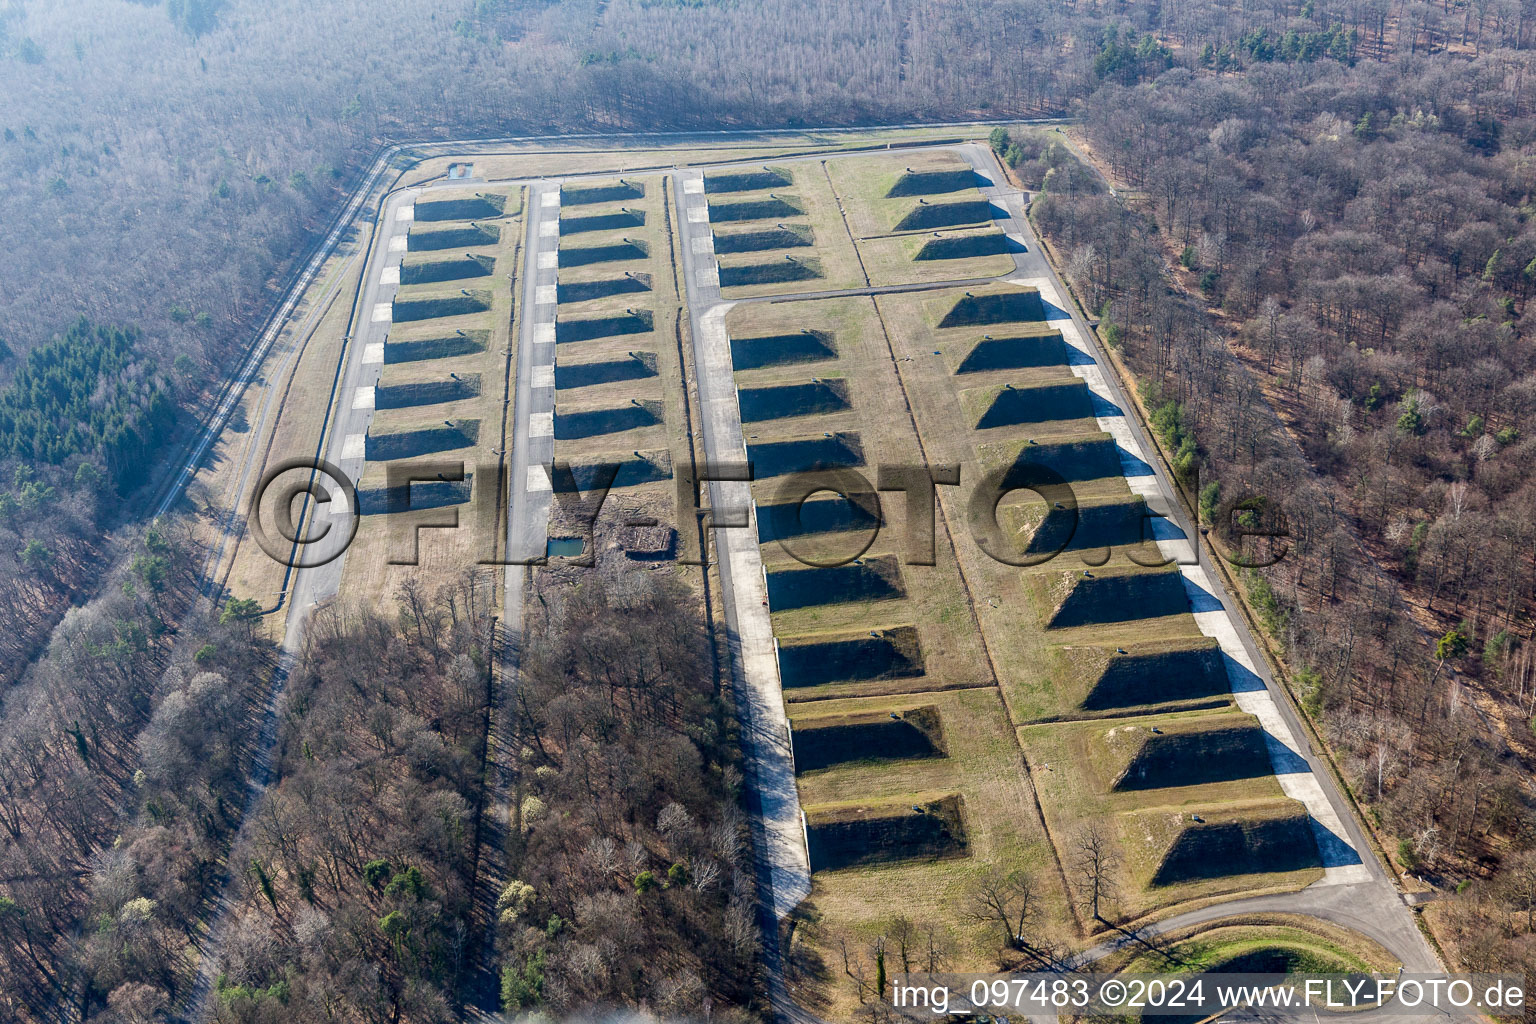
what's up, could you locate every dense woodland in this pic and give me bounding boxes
[5,0,1536,1019]
[1012,0,1536,986]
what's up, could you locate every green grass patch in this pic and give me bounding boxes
[767,553,904,611]
[383,330,488,364]
[805,794,968,872]
[777,625,924,688]
[553,351,658,390]
[555,309,653,343]
[893,199,995,231]
[399,254,494,285]
[407,223,499,251]
[718,257,823,287]
[730,329,837,371]
[738,378,849,422]
[713,224,813,254]
[391,291,492,322]
[708,196,804,222]
[793,705,945,773]
[705,168,792,193]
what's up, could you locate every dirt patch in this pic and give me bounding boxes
[748,431,863,478]
[738,378,849,422]
[730,329,836,371]
[556,309,654,343]
[392,291,492,322]
[408,224,500,251]
[554,351,658,390]
[1042,567,1190,629]
[560,240,649,267]
[384,330,488,363]
[376,373,482,409]
[970,380,1093,429]
[915,232,1010,261]
[619,522,676,560]
[1106,724,1272,791]
[705,168,791,193]
[758,492,880,543]
[767,553,904,611]
[713,224,813,254]
[562,180,645,206]
[557,273,651,304]
[400,254,494,285]
[955,330,1068,373]
[559,209,646,235]
[1083,642,1229,711]
[778,625,924,688]
[414,194,505,222]
[365,419,480,461]
[893,199,995,231]
[554,399,663,440]
[806,795,968,872]
[719,258,823,287]
[708,196,804,222]
[1152,812,1320,886]
[939,288,1047,327]
[885,167,979,197]
[793,705,945,772]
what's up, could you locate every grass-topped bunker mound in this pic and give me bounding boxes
[955,329,1069,373]
[894,199,995,231]
[758,492,880,543]
[414,193,506,222]
[705,168,791,193]
[391,291,492,323]
[915,232,1010,261]
[778,626,924,688]
[407,223,500,252]
[384,330,488,364]
[886,167,979,197]
[400,254,494,285]
[964,379,1094,430]
[748,431,863,479]
[708,196,804,223]
[365,419,480,461]
[738,378,849,423]
[1099,716,1272,791]
[556,309,653,344]
[551,449,672,492]
[554,351,658,390]
[730,329,836,371]
[554,399,663,440]
[719,257,823,288]
[792,705,945,773]
[1149,805,1320,886]
[559,208,646,235]
[557,273,650,304]
[559,240,649,268]
[806,795,968,872]
[713,224,813,254]
[1036,565,1190,630]
[1004,493,1147,557]
[939,288,1048,328]
[375,372,482,410]
[1083,640,1230,712]
[767,554,904,611]
[561,180,644,206]
[357,474,473,516]
[981,433,1124,485]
